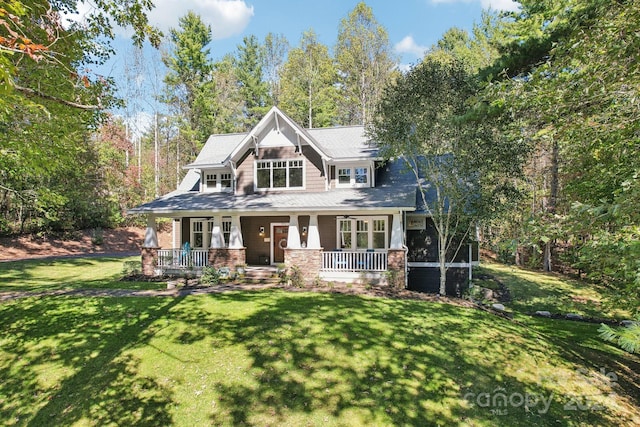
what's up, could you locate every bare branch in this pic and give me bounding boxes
[14,84,102,110]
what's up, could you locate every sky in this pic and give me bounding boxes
[70,0,520,129]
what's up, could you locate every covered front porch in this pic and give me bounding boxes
[140,212,407,284]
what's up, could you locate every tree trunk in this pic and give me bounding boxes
[439,233,447,295]
[542,138,559,272]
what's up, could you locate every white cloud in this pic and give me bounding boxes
[430,0,520,12]
[148,0,254,39]
[395,36,428,58]
[63,0,255,40]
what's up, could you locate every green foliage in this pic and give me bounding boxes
[334,2,396,125]
[235,35,270,129]
[286,265,305,288]
[599,319,640,354]
[479,0,640,309]
[121,260,142,277]
[279,30,339,128]
[200,266,221,285]
[371,55,527,294]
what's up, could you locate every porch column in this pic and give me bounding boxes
[307,214,321,249]
[209,216,225,248]
[172,218,180,248]
[287,214,301,249]
[142,214,159,276]
[228,215,243,248]
[390,213,403,249]
[143,214,158,248]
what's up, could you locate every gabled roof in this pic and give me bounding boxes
[188,133,246,167]
[185,106,378,169]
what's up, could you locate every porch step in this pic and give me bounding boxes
[242,266,280,284]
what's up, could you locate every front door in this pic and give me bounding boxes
[273,225,288,263]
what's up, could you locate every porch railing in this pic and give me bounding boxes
[157,249,209,269]
[321,250,387,272]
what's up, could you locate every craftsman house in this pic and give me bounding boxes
[129,106,478,293]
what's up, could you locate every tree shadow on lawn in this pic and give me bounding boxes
[0,296,183,426]
[0,257,161,292]
[169,290,638,426]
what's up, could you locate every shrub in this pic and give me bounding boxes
[122,260,141,277]
[287,265,305,288]
[200,266,221,285]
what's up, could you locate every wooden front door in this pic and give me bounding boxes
[273,225,288,263]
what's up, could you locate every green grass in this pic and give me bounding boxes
[1,256,639,425]
[1,291,639,426]
[477,262,630,319]
[0,256,165,292]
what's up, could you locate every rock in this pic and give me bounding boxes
[620,320,637,327]
[492,303,505,311]
[565,313,583,320]
[535,310,552,317]
[167,281,177,290]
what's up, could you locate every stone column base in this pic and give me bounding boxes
[141,247,159,277]
[208,248,246,269]
[387,249,406,288]
[284,248,323,283]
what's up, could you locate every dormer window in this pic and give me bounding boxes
[336,165,370,188]
[202,171,233,192]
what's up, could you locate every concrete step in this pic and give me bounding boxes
[242,266,280,284]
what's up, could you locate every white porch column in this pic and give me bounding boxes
[172,219,180,248]
[307,214,321,249]
[209,216,225,248]
[287,214,301,249]
[390,213,404,249]
[143,214,159,248]
[228,215,244,248]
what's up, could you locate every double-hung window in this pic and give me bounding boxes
[256,159,304,190]
[337,217,387,250]
[203,171,233,192]
[335,165,370,188]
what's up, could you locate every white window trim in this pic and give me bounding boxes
[201,170,234,193]
[336,216,388,250]
[254,158,305,191]
[335,164,371,188]
[190,218,207,249]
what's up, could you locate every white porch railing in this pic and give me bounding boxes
[321,250,387,272]
[157,249,209,269]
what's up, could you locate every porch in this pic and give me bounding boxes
[153,248,390,274]
[141,212,407,284]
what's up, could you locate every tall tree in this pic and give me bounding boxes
[0,0,160,234]
[280,30,338,128]
[335,2,396,125]
[370,56,527,295]
[262,32,289,107]
[235,35,269,130]
[162,12,217,164]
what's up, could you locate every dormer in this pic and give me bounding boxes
[200,168,233,193]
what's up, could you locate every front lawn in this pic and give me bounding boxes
[0,256,164,292]
[1,291,638,426]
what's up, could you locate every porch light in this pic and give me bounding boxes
[259,226,265,236]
